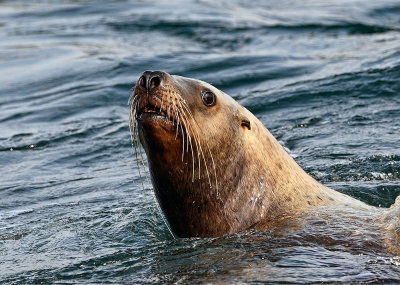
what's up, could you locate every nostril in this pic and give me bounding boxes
[137,71,164,92]
[139,75,147,89]
[149,76,161,90]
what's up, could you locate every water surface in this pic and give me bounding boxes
[1,0,400,283]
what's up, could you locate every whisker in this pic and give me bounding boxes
[177,99,204,181]
[129,94,175,239]
[176,98,196,182]
[191,118,219,193]
[175,106,187,161]
[175,106,180,140]
[176,94,218,193]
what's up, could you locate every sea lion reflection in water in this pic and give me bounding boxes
[129,71,400,253]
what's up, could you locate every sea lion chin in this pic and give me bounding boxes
[138,112,178,150]
[129,70,370,238]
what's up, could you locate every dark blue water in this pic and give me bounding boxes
[1,0,400,283]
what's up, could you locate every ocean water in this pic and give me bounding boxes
[1,0,400,283]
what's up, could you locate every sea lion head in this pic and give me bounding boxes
[129,71,269,237]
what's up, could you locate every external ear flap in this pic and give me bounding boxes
[241,119,251,130]
[236,107,251,130]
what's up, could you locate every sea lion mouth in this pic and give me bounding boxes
[137,103,178,126]
[139,105,168,118]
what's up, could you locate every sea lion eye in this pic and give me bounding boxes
[201,90,216,107]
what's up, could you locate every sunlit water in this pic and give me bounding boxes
[1,0,400,283]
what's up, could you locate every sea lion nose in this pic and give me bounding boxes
[138,71,165,92]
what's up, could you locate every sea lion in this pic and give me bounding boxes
[129,70,398,240]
